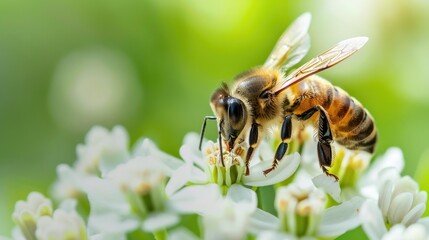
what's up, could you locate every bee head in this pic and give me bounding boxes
[210,86,247,151]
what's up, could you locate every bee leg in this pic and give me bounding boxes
[263,115,292,175]
[199,116,217,150]
[297,106,338,180]
[315,107,338,181]
[245,122,259,175]
[217,121,225,167]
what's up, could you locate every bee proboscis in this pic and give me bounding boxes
[199,13,377,179]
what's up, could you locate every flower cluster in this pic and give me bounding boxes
[11,192,87,240]
[4,125,429,240]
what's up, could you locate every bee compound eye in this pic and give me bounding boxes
[259,90,270,99]
[228,98,244,124]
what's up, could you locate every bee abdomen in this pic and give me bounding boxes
[331,93,377,153]
[285,77,377,153]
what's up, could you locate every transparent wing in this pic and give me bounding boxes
[280,34,310,73]
[270,37,368,94]
[263,12,311,70]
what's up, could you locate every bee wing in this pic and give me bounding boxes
[280,35,310,72]
[270,37,368,95]
[263,12,311,70]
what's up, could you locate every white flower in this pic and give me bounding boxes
[12,192,53,240]
[84,142,184,238]
[107,156,167,197]
[132,137,184,173]
[358,147,405,199]
[51,164,90,201]
[166,133,300,195]
[75,125,130,176]
[50,129,185,238]
[275,182,326,236]
[169,184,278,239]
[377,168,427,226]
[168,228,199,240]
[259,172,364,239]
[381,224,429,240]
[338,147,405,201]
[35,200,87,240]
[357,149,427,237]
[360,200,429,240]
[163,133,299,238]
[51,126,131,201]
[295,131,349,202]
[301,136,405,203]
[84,177,139,238]
[52,125,184,202]
[203,185,257,240]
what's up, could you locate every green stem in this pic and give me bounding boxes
[296,215,308,237]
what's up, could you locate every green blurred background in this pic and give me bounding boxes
[1,0,429,235]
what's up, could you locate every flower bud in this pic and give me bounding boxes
[12,192,53,240]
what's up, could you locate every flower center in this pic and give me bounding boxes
[203,142,247,190]
[276,185,326,237]
[108,158,168,218]
[329,148,370,189]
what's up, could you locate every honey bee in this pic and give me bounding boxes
[199,13,377,179]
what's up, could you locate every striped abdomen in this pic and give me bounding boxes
[283,75,377,153]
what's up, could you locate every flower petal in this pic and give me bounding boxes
[85,177,139,235]
[378,179,394,217]
[142,212,179,232]
[88,213,139,235]
[402,203,426,227]
[257,231,297,240]
[179,143,205,170]
[132,138,183,174]
[249,208,279,234]
[168,184,221,215]
[182,132,205,159]
[52,164,87,200]
[165,164,191,196]
[413,191,428,207]
[57,199,77,212]
[98,149,129,178]
[312,174,341,203]
[359,200,387,240]
[243,153,300,187]
[381,224,406,240]
[226,185,256,207]
[165,159,206,196]
[300,134,321,175]
[359,148,404,198]
[392,176,419,200]
[84,177,130,215]
[402,224,428,240]
[318,197,364,237]
[369,147,404,175]
[11,227,25,240]
[387,192,413,224]
[169,227,199,240]
[89,233,126,240]
[258,140,275,162]
[417,217,429,230]
[202,196,255,240]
